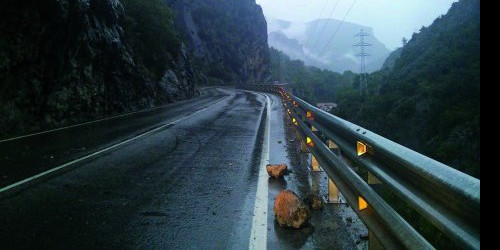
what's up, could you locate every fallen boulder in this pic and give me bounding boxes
[274,190,311,228]
[304,194,324,210]
[266,164,288,179]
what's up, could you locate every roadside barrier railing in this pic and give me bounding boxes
[242,84,480,250]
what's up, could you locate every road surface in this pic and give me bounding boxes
[0,88,363,249]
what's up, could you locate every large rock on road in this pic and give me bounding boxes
[267,164,288,179]
[274,190,311,229]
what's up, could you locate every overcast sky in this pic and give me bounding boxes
[255,0,459,50]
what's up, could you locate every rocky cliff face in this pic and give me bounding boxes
[0,0,196,135]
[166,0,270,85]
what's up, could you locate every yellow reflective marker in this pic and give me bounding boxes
[306,137,314,147]
[292,118,298,126]
[359,196,368,211]
[357,141,368,156]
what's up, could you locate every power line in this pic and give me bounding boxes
[304,0,330,49]
[308,0,340,52]
[318,0,359,55]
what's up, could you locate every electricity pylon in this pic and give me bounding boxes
[354,29,372,95]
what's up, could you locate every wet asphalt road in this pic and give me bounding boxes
[0,88,230,188]
[0,88,361,249]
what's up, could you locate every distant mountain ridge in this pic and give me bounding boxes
[266,17,392,73]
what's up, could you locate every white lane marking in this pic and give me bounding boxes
[249,94,271,250]
[0,96,232,195]
[0,91,225,143]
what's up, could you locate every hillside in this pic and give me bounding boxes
[382,47,403,70]
[335,0,481,178]
[271,0,480,178]
[270,47,354,103]
[267,17,391,73]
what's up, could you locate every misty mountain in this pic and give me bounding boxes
[267,17,391,73]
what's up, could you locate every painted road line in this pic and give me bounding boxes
[249,94,271,250]
[0,95,232,196]
[0,90,227,144]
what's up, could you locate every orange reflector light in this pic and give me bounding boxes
[293,101,299,107]
[306,111,314,120]
[357,141,368,156]
[306,137,314,147]
[359,196,368,211]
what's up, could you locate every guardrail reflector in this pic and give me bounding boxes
[292,118,298,126]
[306,111,314,120]
[357,141,368,156]
[328,140,339,150]
[293,101,299,107]
[306,137,314,147]
[359,196,368,211]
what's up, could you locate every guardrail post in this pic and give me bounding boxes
[368,172,382,185]
[309,126,323,172]
[367,172,383,198]
[310,154,322,172]
[311,170,321,195]
[294,129,300,139]
[327,178,343,204]
[301,140,308,153]
[325,139,344,203]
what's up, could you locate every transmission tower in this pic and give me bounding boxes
[354,29,371,95]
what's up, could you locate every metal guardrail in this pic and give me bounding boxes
[243,84,480,250]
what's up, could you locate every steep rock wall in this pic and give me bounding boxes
[0,0,196,135]
[166,0,270,85]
